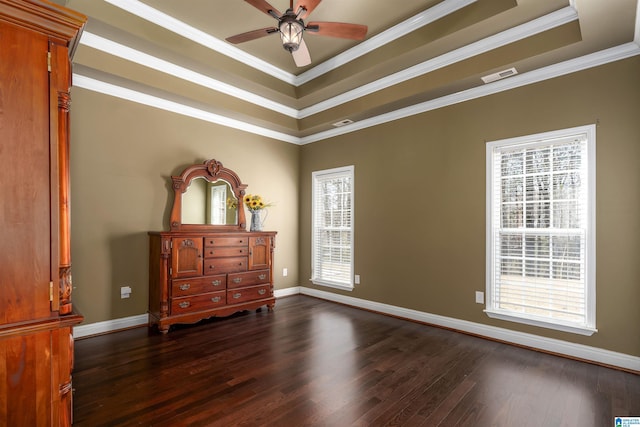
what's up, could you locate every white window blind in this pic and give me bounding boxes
[486,125,596,335]
[208,185,226,225]
[311,166,354,290]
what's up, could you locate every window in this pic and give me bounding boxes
[312,166,354,290]
[486,125,596,335]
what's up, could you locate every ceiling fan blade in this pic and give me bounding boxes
[226,27,279,44]
[306,22,367,40]
[244,0,281,18]
[292,38,311,67]
[293,0,321,20]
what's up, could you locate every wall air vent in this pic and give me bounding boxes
[332,119,354,127]
[481,67,518,84]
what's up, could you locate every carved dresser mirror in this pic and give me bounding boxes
[169,159,247,231]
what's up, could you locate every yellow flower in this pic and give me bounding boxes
[243,193,273,211]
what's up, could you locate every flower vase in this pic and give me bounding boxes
[250,210,262,231]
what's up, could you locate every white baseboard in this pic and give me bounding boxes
[299,287,640,373]
[274,287,302,298]
[74,314,149,339]
[73,288,299,339]
[72,286,640,372]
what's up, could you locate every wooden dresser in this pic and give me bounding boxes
[149,231,276,333]
[0,1,86,425]
[148,159,277,333]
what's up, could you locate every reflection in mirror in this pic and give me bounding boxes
[206,181,238,225]
[182,177,238,225]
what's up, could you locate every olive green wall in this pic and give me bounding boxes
[70,56,639,357]
[70,89,300,325]
[299,56,640,356]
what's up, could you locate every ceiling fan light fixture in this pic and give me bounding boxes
[279,19,304,52]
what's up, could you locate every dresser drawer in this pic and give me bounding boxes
[171,275,226,297]
[204,237,248,247]
[227,269,270,289]
[227,284,271,304]
[204,257,247,274]
[203,246,248,258]
[171,291,226,314]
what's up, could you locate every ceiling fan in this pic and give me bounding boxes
[225,0,368,67]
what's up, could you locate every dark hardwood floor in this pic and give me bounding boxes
[73,295,640,426]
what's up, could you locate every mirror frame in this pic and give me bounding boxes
[170,159,247,232]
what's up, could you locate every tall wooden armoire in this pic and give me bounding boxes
[0,1,86,425]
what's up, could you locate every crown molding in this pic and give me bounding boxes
[79,31,299,118]
[80,7,578,121]
[103,0,297,84]
[102,0,475,87]
[636,0,640,44]
[293,0,477,86]
[299,43,640,144]
[298,6,578,118]
[72,74,301,144]
[74,42,640,146]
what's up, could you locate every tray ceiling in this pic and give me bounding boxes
[61,0,640,143]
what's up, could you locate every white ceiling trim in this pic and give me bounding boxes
[80,7,578,121]
[73,43,640,146]
[636,0,640,43]
[300,43,640,144]
[79,31,299,118]
[72,74,300,144]
[298,7,578,118]
[294,0,477,85]
[103,0,296,84]
[102,0,476,87]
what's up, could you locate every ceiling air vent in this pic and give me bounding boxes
[481,67,518,84]
[333,119,354,127]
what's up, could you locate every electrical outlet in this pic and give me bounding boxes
[283,268,288,277]
[354,275,360,285]
[475,291,484,304]
[121,286,132,299]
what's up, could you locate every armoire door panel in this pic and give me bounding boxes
[0,332,53,426]
[0,20,52,323]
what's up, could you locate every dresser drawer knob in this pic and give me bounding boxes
[258,274,266,280]
[211,280,221,287]
[211,296,221,303]
[233,278,242,284]
[258,289,266,295]
[179,283,191,291]
[209,265,214,269]
[232,293,242,299]
[178,301,190,309]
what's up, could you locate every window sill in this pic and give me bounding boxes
[485,309,597,336]
[310,279,353,292]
